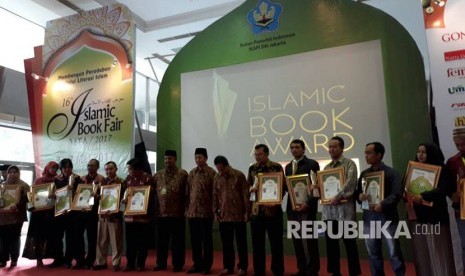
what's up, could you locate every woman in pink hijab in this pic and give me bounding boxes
[22,161,59,267]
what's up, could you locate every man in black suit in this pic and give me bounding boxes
[285,139,320,276]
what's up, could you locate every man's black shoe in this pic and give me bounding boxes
[187,267,202,274]
[153,265,167,271]
[92,264,108,270]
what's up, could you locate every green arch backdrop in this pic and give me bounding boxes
[157,0,430,171]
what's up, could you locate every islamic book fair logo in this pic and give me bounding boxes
[247,0,283,35]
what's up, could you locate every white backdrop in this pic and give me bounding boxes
[181,40,392,174]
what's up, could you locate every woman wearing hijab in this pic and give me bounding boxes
[0,166,29,269]
[405,143,456,276]
[22,161,59,267]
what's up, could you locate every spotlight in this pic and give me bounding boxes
[31,73,48,81]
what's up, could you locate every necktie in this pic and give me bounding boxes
[292,160,297,175]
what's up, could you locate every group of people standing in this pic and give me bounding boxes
[0,129,465,276]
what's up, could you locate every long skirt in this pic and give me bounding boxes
[22,210,55,260]
[409,221,456,276]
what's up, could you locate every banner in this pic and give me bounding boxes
[181,40,390,173]
[25,4,134,175]
[423,0,465,158]
[157,0,430,172]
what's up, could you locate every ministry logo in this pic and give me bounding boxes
[247,0,283,35]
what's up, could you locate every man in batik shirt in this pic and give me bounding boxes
[186,148,216,275]
[124,157,155,272]
[75,159,104,269]
[153,150,188,272]
[213,156,249,276]
[322,137,361,276]
[247,144,284,276]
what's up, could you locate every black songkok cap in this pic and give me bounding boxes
[194,148,208,158]
[165,150,177,157]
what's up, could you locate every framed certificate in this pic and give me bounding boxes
[363,171,384,207]
[31,183,54,211]
[460,179,465,220]
[286,174,311,210]
[71,184,93,211]
[98,184,121,214]
[257,172,282,205]
[55,186,72,216]
[404,161,441,207]
[317,167,345,204]
[0,185,20,212]
[125,186,150,215]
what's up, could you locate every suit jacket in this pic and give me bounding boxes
[284,155,320,217]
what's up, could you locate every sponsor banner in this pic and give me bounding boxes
[423,0,465,158]
[25,4,134,175]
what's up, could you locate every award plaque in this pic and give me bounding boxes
[31,183,54,211]
[55,186,72,216]
[257,172,282,205]
[125,186,150,215]
[460,179,465,220]
[317,167,345,204]
[0,185,19,212]
[98,184,121,214]
[364,171,384,208]
[404,161,441,207]
[71,184,93,211]
[286,174,311,210]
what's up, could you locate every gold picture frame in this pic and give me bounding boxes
[71,184,94,211]
[404,161,441,207]
[460,179,465,220]
[257,172,283,205]
[31,183,54,211]
[317,167,345,204]
[0,185,20,212]
[98,184,121,214]
[125,185,150,215]
[55,186,72,216]
[286,174,311,210]
[364,171,385,207]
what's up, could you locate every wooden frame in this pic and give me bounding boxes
[364,171,385,207]
[0,185,20,212]
[31,183,54,211]
[55,186,72,216]
[404,161,441,207]
[125,185,150,215]
[286,174,311,210]
[317,167,345,204]
[71,184,94,211]
[257,172,283,205]
[98,184,121,214]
